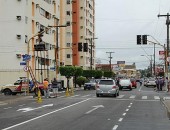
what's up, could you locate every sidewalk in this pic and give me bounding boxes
[161,95,170,119]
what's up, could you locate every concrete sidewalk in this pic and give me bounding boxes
[161,97,170,120]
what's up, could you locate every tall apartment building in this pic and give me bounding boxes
[72,0,96,70]
[0,0,60,85]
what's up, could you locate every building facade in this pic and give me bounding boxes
[0,0,60,85]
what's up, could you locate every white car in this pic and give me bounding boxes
[145,78,156,87]
[96,79,119,97]
[119,79,132,91]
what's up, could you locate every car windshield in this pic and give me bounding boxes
[120,80,130,84]
[99,80,114,85]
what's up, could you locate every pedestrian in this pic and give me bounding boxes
[43,78,49,98]
[159,77,164,91]
[155,77,159,91]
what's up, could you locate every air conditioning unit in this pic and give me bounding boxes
[16,34,21,39]
[16,16,21,20]
[36,4,40,8]
[16,54,21,58]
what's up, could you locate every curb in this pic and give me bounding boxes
[160,97,170,120]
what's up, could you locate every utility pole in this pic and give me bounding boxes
[106,52,114,72]
[158,13,170,74]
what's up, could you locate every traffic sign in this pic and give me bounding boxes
[22,54,31,61]
[23,66,29,72]
[20,62,26,66]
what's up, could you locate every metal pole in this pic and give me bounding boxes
[90,38,93,70]
[154,43,156,76]
[150,55,153,77]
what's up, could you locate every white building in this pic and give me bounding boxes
[0,0,60,85]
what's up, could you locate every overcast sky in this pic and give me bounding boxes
[95,0,170,69]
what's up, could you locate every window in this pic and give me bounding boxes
[66,43,71,47]
[25,35,28,43]
[67,0,70,4]
[66,21,70,26]
[67,54,71,58]
[66,11,70,15]
[25,16,28,24]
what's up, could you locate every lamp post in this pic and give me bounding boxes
[85,37,98,70]
[141,55,153,77]
[48,24,67,78]
[106,52,115,72]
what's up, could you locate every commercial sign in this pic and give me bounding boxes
[159,51,165,60]
[22,54,31,61]
[117,61,125,67]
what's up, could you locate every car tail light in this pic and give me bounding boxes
[96,86,99,88]
[112,86,116,89]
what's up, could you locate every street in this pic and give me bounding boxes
[0,84,170,130]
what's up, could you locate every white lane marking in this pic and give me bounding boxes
[19,104,26,107]
[70,95,80,98]
[122,113,126,116]
[17,104,54,113]
[129,95,136,99]
[142,96,147,100]
[2,99,90,130]
[4,107,12,110]
[85,105,104,114]
[82,95,91,98]
[154,96,160,100]
[164,97,170,100]
[128,105,131,108]
[118,118,123,122]
[130,103,133,105]
[112,125,118,130]
[0,102,7,106]
[117,95,124,98]
[126,109,129,111]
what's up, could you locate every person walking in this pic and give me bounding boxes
[155,77,159,91]
[43,78,49,98]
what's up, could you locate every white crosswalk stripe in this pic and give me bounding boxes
[129,95,136,99]
[117,95,125,98]
[82,95,91,97]
[154,96,160,100]
[142,96,147,100]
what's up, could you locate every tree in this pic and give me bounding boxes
[83,70,96,79]
[104,71,114,78]
[95,70,103,79]
[76,76,88,87]
[74,67,83,88]
[59,66,76,89]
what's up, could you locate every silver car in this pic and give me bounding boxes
[96,79,119,97]
[119,79,132,90]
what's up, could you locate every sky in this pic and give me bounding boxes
[95,0,170,70]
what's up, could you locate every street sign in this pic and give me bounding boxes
[23,66,29,72]
[22,54,31,61]
[20,62,26,66]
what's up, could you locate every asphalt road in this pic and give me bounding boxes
[1,84,170,130]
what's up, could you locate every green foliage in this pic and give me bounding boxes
[104,71,114,78]
[76,76,88,87]
[75,67,83,76]
[83,70,96,78]
[95,70,103,79]
[59,66,76,78]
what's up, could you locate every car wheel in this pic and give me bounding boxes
[12,92,17,95]
[96,94,99,97]
[130,88,132,91]
[88,88,90,90]
[84,87,86,90]
[117,91,119,96]
[4,89,12,95]
[113,93,117,97]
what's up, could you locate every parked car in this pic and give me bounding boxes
[130,78,137,88]
[119,79,132,90]
[145,78,156,87]
[84,80,96,90]
[1,77,44,95]
[96,79,119,97]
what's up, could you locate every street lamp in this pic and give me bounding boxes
[48,24,67,78]
[141,55,153,76]
[85,37,98,70]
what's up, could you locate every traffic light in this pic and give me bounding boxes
[137,35,141,45]
[78,42,82,51]
[38,28,44,43]
[83,43,88,52]
[142,35,147,45]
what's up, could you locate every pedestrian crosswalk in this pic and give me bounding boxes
[67,94,169,101]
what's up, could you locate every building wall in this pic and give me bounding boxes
[0,0,59,85]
